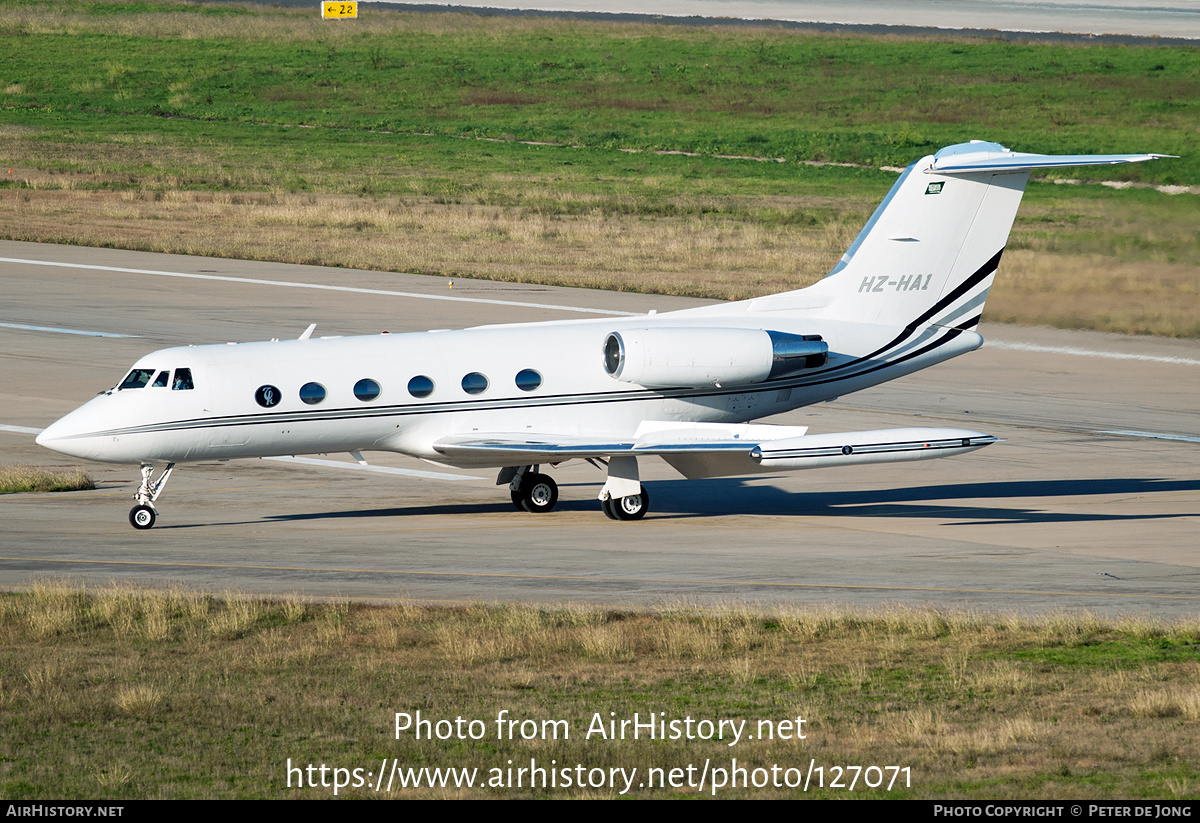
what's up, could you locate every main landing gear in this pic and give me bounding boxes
[506,467,561,513]
[600,485,650,521]
[128,462,175,530]
[596,454,650,521]
[505,465,560,514]
[500,457,653,521]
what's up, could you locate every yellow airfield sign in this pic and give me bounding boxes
[322,1,358,18]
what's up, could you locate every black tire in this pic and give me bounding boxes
[613,486,650,521]
[510,489,525,510]
[520,473,558,514]
[601,495,619,520]
[129,504,156,530]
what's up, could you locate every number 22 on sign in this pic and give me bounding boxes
[322,2,357,19]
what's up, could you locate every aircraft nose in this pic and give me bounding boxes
[36,406,105,460]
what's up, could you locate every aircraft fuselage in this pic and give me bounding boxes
[36,313,979,467]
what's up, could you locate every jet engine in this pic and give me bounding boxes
[602,328,827,389]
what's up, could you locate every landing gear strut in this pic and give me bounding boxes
[499,458,652,520]
[128,462,175,530]
[504,465,559,514]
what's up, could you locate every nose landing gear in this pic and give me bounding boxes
[129,462,175,530]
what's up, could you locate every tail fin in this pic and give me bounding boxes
[820,141,1167,331]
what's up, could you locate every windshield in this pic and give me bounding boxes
[117,368,155,390]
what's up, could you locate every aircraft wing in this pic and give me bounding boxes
[431,421,780,468]
[432,423,998,478]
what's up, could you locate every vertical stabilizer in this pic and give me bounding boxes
[818,141,1166,332]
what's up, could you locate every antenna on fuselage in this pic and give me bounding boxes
[298,323,316,340]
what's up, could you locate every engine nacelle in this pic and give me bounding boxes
[602,328,827,388]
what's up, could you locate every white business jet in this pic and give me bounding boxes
[37,141,1165,529]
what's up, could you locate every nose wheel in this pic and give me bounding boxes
[129,504,156,530]
[128,462,175,530]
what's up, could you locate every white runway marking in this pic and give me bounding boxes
[0,257,637,317]
[263,455,482,481]
[988,340,1200,366]
[0,424,44,435]
[1099,430,1200,445]
[0,321,138,338]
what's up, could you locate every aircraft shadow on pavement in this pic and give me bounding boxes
[648,477,1200,525]
[246,476,1200,526]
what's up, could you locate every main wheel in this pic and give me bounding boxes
[129,504,156,530]
[510,489,525,510]
[600,495,619,520]
[520,473,558,514]
[613,486,650,521]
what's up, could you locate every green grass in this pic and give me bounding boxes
[0,1,1197,335]
[0,1,1196,180]
[2,583,1199,799]
[0,105,894,200]
[1011,639,1200,667]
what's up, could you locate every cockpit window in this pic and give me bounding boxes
[118,369,155,390]
[152,371,170,388]
[172,368,194,391]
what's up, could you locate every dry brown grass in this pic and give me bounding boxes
[0,464,95,494]
[3,180,1194,331]
[0,188,846,299]
[113,683,163,718]
[987,251,1200,338]
[2,584,1199,798]
[1130,687,1200,720]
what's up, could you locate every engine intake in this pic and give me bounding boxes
[603,328,827,389]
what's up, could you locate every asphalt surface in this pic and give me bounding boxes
[2,240,1198,615]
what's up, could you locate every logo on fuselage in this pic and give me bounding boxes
[255,385,282,408]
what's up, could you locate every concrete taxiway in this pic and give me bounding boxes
[1,240,1198,615]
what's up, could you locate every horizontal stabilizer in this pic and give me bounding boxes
[928,142,1170,175]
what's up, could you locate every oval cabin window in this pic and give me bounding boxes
[353,378,381,402]
[407,375,435,398]
[461,372,489,395]
[515,369,542,392]
[299,382,327,405]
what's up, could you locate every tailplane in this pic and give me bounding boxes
[812,141,1167,331]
